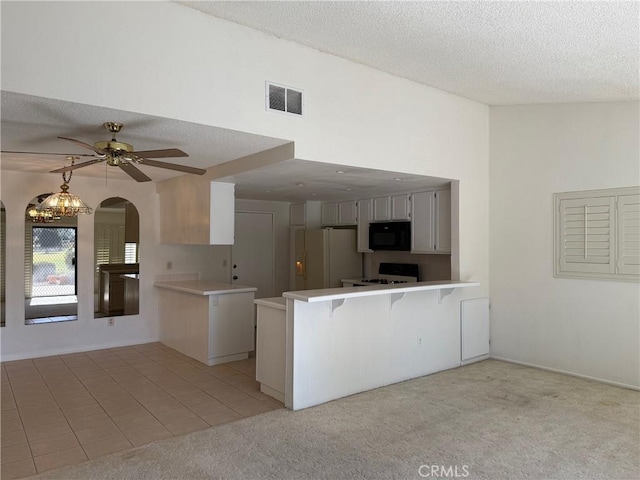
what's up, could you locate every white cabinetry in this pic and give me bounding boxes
[373,195,411,221]
[356,198,373,252]
[156,283,256,366]
[322,201,357,226]
[338,201,357,225]
[290,201,322,228]
[461,298,490,363]
[255,297,286,402]
[321,202,339,225]
[373,197,391,221]
[158,180,235,245]
[411,190,451,253]
[391,194,411,220]
[290,203,306,226]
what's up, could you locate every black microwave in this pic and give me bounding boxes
[369,221,411,251]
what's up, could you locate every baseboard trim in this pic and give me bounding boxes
[490,356,640,391]
[0,338,158,362]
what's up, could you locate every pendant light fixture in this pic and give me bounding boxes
[38,157,93,218]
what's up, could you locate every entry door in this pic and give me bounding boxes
[231,212,274,299]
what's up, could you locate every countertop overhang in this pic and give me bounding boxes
[254,297,287,310]
[155,280,257,296]
[283,280,480,303]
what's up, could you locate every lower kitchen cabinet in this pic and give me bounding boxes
[461,297,490,363]
[255,297,287,402]
[156,281,257,365]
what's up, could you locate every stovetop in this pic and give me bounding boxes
[363,262,420,284]
[347,262,420,286]
[359,278,411,285]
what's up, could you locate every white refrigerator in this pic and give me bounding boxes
[294,228,362,290]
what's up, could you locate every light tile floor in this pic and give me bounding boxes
[1,343,283,479]
[25,315,77,325]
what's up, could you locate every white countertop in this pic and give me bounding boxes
[254,297,287,310]
[155,280,257,296]
[283,280,480,303]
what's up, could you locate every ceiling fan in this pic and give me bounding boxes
[2,122,207,182]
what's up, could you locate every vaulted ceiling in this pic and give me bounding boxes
[179,1,639,105]
[2,2,636,201]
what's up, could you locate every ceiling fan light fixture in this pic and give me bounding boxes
[39,158,93,217]
[26,204,59,223]
[39,182,93,217]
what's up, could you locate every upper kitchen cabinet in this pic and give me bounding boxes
[290,203,306,226]
[357,199,373,252]
[373,196,390,221]
[411,190,451,254]
[391,194,411,220]
[158,180,235,245]
[338,201,357,225]
[373,194,411,221]
[290,201,322,228]
[321,202,338,225]
[321,201,357,226]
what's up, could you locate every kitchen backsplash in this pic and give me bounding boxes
[364,251,451,281]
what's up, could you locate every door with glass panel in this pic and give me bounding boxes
[26,226,78,321]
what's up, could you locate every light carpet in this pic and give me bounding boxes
[27,360,639,480]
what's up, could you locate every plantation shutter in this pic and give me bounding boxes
[0,208,5,305]
[95,224,111,266]
[24,226,33,297]
[617,194,640,276]
[558,196,615,275]
[95,224,126,265]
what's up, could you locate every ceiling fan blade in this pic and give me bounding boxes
[49,158,105,173]
[118,162,152,182]
[58,136,106,155]
[130,148,188,158]
[1,150,96,157]
[136,158,206,175]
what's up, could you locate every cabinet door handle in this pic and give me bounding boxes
[232,275,238,280]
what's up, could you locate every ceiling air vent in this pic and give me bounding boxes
[266,82,303,116]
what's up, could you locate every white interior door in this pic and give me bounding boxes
[232,212,274,299]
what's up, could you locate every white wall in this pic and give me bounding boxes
[0,170,230,360]
[1,2,489,358]
[490,102,640,389]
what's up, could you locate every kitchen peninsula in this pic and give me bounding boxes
[155,280,257,366]
[257,280,480,411]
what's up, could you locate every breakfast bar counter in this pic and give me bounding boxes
[283,280,479,303]
[280,279,482,410]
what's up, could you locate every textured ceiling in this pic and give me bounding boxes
[1,93,447,201]
[179,0,639,105]
[223,160,449,202]
[0,92,289,183]
[3,2,636,201]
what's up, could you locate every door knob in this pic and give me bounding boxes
[233,264,237,269]
[232,275,238,280]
